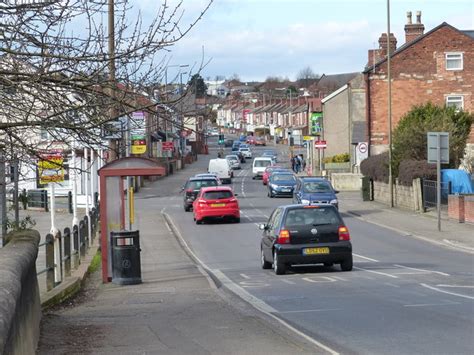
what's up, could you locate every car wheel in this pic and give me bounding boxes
[269,191,274,198]
[234,217,240,223]
[324,262,334,267]
[184,205,190,212]
[252,176,255,180]
[340,256,353,271]
[273,250,286,275]
[195,219,203,225]
[261,249,272,269]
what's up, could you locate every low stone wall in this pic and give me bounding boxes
[330,173,363,191]
[448,194,474,223]
[0,230,41,355]
[373,179,423,211]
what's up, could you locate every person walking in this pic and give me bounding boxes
[291,155,296,173]
[295,155,301,173]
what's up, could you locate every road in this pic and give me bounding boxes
[159,137,474,354]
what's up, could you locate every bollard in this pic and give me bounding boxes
[72,224,80,268]
[43,190,49,212]
[63,227,71,277]
[79,220,86,258]
[53,231,63,285]
[45,234,55,291]
[68,191,73,214]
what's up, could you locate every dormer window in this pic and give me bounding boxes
[445,52,463,70]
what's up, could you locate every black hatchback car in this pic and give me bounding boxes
[182,177,218,211]
[260,204,352,275]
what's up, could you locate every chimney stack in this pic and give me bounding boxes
[378,32,397,57]
[404,10,425,43]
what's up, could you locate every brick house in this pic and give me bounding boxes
[364,12,474,157]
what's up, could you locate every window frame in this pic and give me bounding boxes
[445,52,463,71]
[446,95,464,111]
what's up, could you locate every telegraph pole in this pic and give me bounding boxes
[387,0,394,207]
[108,0,117,161]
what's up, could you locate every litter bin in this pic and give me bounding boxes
[111,230,142,285]
[361,176,373,201]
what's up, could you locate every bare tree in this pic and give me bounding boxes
[0,0,213,169]
[296,66,320,88]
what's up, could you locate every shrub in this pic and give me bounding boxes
[323,153,350,164]
[360,152,390,183]
[397,160,437,186]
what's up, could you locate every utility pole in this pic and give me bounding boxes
[387,0,394,207]
[0,150,6,245]
[108,0,117,162]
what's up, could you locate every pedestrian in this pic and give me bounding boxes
[299,154,305,171]
[291,156,296,172]
[295,155,301,173]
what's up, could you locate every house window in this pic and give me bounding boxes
[445,52,463,70]
[446,95,463,111]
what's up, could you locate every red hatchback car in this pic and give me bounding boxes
[193,186,240,224]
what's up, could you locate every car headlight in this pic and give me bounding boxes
[300,199,310,205]
[330,199,338,204]
[270,183,278,189]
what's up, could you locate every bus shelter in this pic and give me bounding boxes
[99,157,166,282]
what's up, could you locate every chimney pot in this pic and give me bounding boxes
[416,11,422,24]
[406,11,412,24]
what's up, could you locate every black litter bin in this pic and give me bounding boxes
[361,176,373,201]
[111,230,142,285]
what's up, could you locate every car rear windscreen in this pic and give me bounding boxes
[303,181,332,193]
[284,207,341,226]
[189,180,218,189]
[203,190,233,199]
[254,160,272,167]
[272,174,296,182]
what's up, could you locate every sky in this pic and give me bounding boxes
[134,0,474,82]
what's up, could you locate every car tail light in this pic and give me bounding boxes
[338,226,350,241]
[277,229,290,244]
[198,199,207,207]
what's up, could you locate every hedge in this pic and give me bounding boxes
[323,153,350,164]
[397,160,437,186]
[360,152,389,183]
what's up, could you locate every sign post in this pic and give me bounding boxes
[314,140,327,173]
[427,132,449,232]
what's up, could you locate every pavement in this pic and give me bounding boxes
[36,146,473,354]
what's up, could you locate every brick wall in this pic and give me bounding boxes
[448,194,474,223]
[368,25,474,149]
[466,196,474,223]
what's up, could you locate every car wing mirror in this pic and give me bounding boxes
[334,190,339,194]
[259,223,267,230]
[234,193,238,196]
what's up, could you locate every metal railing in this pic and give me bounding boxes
[422,179,451,211]
[36,206,99,292]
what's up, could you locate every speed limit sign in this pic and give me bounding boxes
[358,142,368,154]
[356,142,368,165]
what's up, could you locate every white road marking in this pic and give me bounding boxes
[332,276,347,281]
[420,283,474,300]
[240,273,251,279]
[442,239,474,252]
[384,282,401,288]
[239,281,270,288]
[354,266,399,278]
[281,279,296,285]
[163,212,340,355]
[302,276,337,283]
[403,302,461,307]
[353,253,379,262]
[279,308,343,314]
[436,284,474,288]
[393,264,450,276]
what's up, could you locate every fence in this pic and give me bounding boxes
[36,206,99,292]
[422,179,452,211]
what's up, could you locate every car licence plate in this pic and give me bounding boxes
[282,188,291,192]
[211,203,225,207]
[303,247,329,255]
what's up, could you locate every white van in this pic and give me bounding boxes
[208,158,233,184]
[252,157,273,179]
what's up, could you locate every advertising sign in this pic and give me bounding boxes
[38,151,64,184]
[310,112,322,135]
[130,111,146,138]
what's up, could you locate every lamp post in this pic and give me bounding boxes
[387,0,394,207]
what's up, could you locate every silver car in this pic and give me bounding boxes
[225,154,241,170]
[239,147,252,159]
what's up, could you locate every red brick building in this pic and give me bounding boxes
[364,12,474,156]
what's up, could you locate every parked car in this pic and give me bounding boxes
[246,136,257,145]
[255,137,266,146]
[252,157,273,179]
[181,177,219,211]
[293,177,339,208]
[224,139,234,147]
[239,147,252,159]
[208,158,233,184]
[226,154,241,170]
[194,173,221,185]
[267,172,297,198]
[260,204,353,275]
[193,186,240,224]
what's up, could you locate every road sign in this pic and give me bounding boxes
[162,142,174,151]
[356,142,369,166]
[427,132,449,164]
[303,136,313,141]
[38,151,64,184]
[314,140,327,149]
